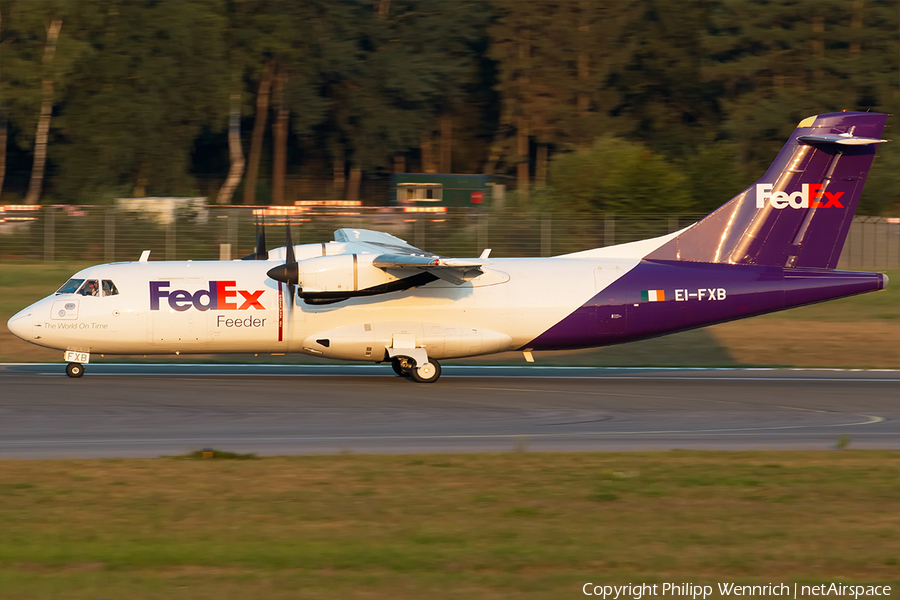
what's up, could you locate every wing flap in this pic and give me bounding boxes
[373,254,485,269]
[373,254,441,268]
[424,268,482,285]
[333,228,486,286]
[373,254,485,286]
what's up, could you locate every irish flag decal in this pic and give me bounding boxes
[641,289,665,302]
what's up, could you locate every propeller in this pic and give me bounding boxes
[266,218,299,307]
[241,211,269,260]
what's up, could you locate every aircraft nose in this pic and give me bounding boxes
[7,308,34,341]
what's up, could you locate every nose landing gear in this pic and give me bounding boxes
[66,362,85,378]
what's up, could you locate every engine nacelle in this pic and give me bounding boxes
[296,254,397,293]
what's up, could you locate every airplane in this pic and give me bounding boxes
[6,111,891,382]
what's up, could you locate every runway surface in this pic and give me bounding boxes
[1,364,897,458]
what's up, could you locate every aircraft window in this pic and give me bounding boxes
[102,280,119,296]
[78,279,100,296]
[56,279,84,294]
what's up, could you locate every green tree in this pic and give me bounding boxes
[488,0,635,198]
[612,0,717,155]
[701,0,899,173]
[237,0,333,205]
[410,0,491,175]
[861,142,900,215]
[2,0,93,203]
[53,0,228,203]
[541,135,694,215]
[678,137,747,213]
[321,0,485,199]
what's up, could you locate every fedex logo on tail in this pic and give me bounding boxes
[150,281,266,312]
[756,184,844,209]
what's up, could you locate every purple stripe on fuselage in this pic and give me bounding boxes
[526,260,885,351]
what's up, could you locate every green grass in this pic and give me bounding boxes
[0,262,96,288]
[1,451,898,599]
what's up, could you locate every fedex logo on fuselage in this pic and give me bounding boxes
[150,281,265,312]
[756,184,844,209]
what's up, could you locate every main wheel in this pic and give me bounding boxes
[410,359,441,383]
[66,362,84,378]
[391,356,412,377]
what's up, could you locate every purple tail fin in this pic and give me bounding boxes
[647,112,888,269]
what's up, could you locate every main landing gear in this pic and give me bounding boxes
[391,356,410,376]
[390,355,442,383]
[65,362,85,378]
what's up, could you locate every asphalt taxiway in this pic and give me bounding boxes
[1,364,897,458]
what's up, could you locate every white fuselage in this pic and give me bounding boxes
[10,255,637,361]
[8,228,685,362]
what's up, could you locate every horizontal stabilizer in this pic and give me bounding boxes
[797,133,888,146]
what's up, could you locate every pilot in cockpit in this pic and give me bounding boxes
[81,280,99,296]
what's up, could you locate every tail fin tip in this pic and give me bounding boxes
[647,111,889,270]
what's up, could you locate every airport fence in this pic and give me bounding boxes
[0,205,897,270]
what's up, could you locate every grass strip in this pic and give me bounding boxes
[1,451,898,599]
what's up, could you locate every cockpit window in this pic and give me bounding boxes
[56,278,84,294]
[77,279,100,296]
[102,280,119,296]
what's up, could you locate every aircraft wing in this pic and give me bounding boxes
[334,229,485,285]
[372,254,485,285]
[371,255,485,269]
[334,228,429,255]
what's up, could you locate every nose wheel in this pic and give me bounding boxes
[66,362,85,378]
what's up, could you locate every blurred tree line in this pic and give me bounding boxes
[0,0,897,214]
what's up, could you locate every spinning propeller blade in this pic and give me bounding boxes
[241,212,269,260]
[266,218,299,307]
[285,218,295,265]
